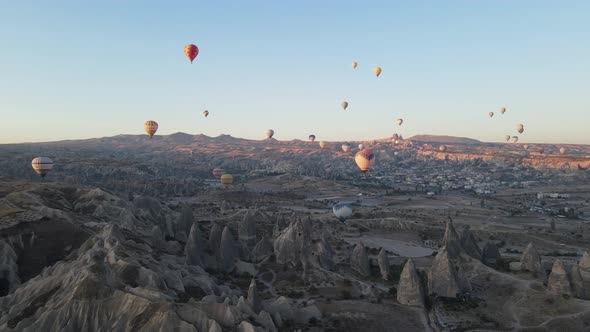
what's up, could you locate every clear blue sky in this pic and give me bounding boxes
[1,1,589,144]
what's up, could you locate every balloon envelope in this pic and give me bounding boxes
[439,145,447,152]
[265,129,274,139]
[560,147,566,155]
[358,144,365,151]
[144,120,159,138]
[352,61,358,69]
[308,134,316,143]
[373,66,382,77]
[184,44,199,63]
[354,150,375,173]
[488,112,494,118]
[396,118,403,126]
[319,141,326,149]
[504,135,511,142]
[516,124,524,134]
[333,203,353,222]
[220,174,233,187]
[341,143,351,152]
[31,157,53,177]
[341,101,349,110]
[512,136,519,143]
[212,168,224,179]
[203,110,209,117]
[500,107,506,114]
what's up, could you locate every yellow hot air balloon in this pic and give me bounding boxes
[144,120,159,138]
[373,66,382,77]
[500,107,506,114]
[220,174,234,188]
[31,157,54,178]
[352,61,358,69]
[354,150,375,174]
[341,101,349,110]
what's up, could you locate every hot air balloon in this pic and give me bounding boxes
[523,144,529,150]
[373,66,382,77]
[396,118,403,126]
[516,124,524,134]
[319,141,326,149]
[203,110,209,117]
[352,61,358,69]
[394,140,400,145]
[560,147,566,155]
[184,44,199,63]
[341,143,351,152]
[144,120,159,138]
[504,135,511,142]
[354,150,375,174]
[539,147,545,154]
[341,101,349,110]
[332,203,352,222]
[265,129,274,139]
[439,145,447,152]
[500,107,506,114]
[308,134,316,143]
[31,157,53,178]
[220,174,233,188]
[512,136,519,143]
[358,144,365,151]
[212,168,224,179]
[488,112,494,118]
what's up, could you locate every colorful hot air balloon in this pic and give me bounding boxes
[220,174,233,188]
[352,61,358,69]
[560,147,566,155]
[319,141,326,149]
[488,112,494,118]
[212,168,224,179]
[333,203,352,222]
[504,135,511,142]
[358,144,365,151]
[144,120,159,138]
[265,129,274,139]
[308,134,316,143]
[203,110,209,117]
[439,145,447,152]
[341,143,351,152]
[373,66,382,77]
[500,107,506,114]
[31,157,53,178]
[341,101,349,110]
[184,44,199,63]
[354,150,375,174]
[512,136,519,143]
[516,124,524,134]
[396,118,403,126]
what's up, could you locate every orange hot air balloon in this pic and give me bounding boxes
[144,120,159,138]
[184,44,199,63]
[220,174,233,188]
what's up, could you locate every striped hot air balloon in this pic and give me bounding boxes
[31,157,53,178]
[333,203,353,222]
[354,150,375,174]
[184,44,199,63]
[144,120,158,138]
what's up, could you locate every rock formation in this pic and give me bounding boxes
[570,265,587,299]
[441,219,463,259]
[185,222,204,266]
[273,218,312,270]
[178,205,194,239]
[0,240,20,295]
[151,225,166,251]
[520,242,546,278]
[309,236,334,270]
[397,258,424,306]
[208,222,222,254]
[482,242,502,265]
[377,248,390,281]
[252,237,274,263]
[247,278,261,313]
[428,247,471,298]
[547,259,572,296]
[350,242,371,277]
[460,226,481,260]
[219,226,237,272]
[239,210,257,249]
